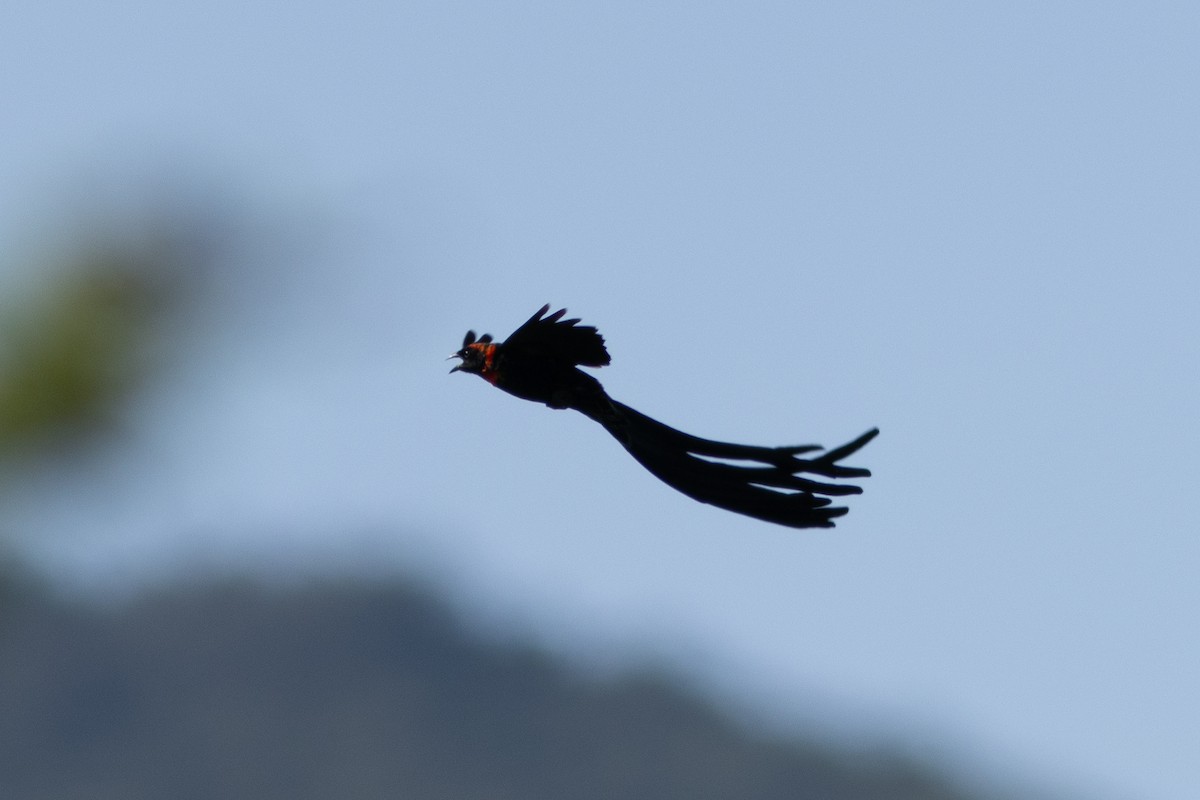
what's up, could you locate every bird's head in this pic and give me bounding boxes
[448,329,494,375]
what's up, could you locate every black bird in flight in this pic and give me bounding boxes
[450,305,878,528]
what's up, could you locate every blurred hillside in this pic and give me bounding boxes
[0,571,1000,800]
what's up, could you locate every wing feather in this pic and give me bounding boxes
[502,304,611,368]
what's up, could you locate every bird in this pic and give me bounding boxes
[449,305,878,528]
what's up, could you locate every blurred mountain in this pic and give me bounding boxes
[0,572,1003,800]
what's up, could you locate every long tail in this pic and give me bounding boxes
[578,397,878,528]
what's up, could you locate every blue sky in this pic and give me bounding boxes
[2,3,1198,799]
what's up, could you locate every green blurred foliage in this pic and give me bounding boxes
[0,235,186,459]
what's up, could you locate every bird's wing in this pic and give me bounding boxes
[502,304,611,368]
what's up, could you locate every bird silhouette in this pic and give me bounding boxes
[450,305,877,528]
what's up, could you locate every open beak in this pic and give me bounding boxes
[447,353,463,373]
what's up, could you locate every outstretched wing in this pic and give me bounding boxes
[502,304,611,368]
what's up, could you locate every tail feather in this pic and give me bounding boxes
[586,399,876,529]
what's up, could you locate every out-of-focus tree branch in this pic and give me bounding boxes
[0,222,206,461]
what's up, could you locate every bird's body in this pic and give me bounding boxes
[451,305,877,528]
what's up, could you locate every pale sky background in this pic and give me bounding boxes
[2,3,1198,799]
